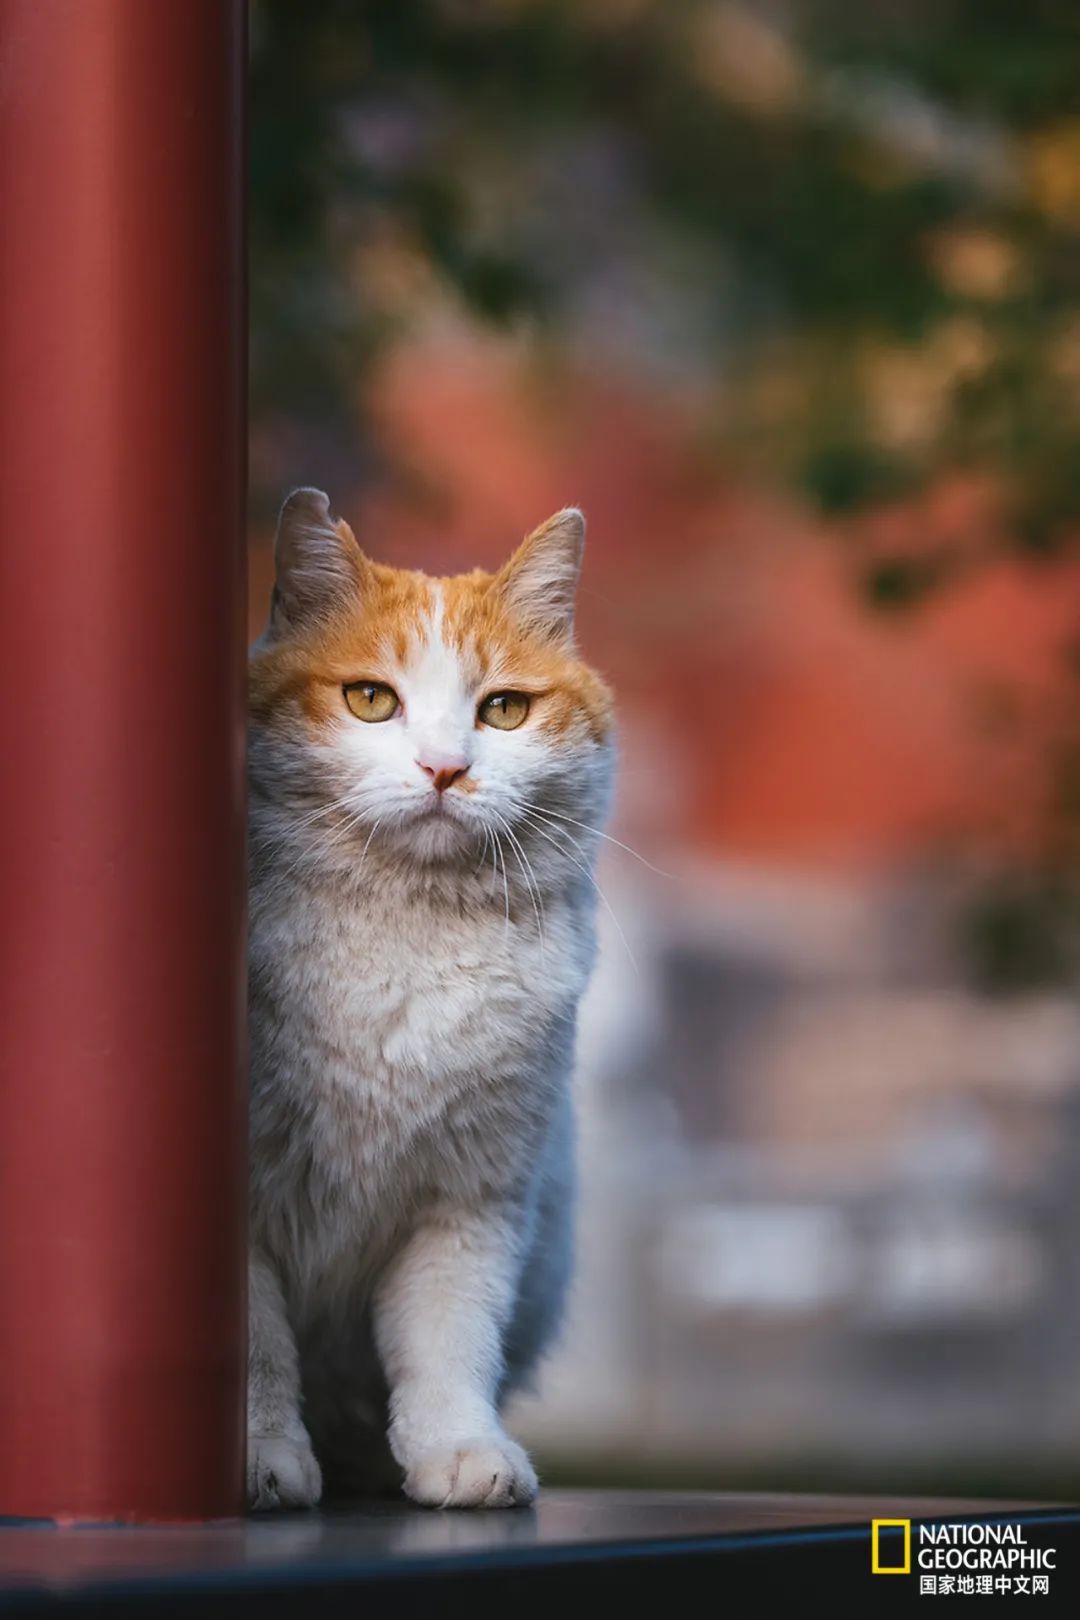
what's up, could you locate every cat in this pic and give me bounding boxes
[246,489,614,1510]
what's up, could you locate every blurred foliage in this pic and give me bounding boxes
[251,0,1080,554]
[961,875,1080,995]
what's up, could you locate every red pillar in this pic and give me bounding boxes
[0,0,247,1521]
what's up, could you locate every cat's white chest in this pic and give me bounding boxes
[251,869,590,1311]
[254,872,589,1210]
[312,888,563,1083]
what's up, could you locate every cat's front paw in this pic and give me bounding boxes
[403,1434,538,1509]
[248,1432,323,1511]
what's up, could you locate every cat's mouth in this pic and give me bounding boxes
[407,790,476,835]
[415,788,473,819]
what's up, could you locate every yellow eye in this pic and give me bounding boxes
[478,691,530,731]
[343,681,399,722]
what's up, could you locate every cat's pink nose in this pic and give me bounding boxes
[418,756,469,794]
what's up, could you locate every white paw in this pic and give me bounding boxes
[403,1434,538,1509]
[247,1432,322,1511]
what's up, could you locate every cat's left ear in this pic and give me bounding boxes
[268,487,369,637]
[497,508,585,644]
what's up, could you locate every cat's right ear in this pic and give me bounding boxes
[268,488,368,636]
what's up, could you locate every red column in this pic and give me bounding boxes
[0,0,247,1521]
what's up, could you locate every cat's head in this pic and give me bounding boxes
[249,489,614,869]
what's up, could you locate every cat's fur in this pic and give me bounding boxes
[247,490,614,1510]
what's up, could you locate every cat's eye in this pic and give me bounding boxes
[344,681,400,723]
[478,691,530,731]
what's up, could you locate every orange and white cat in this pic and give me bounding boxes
[247,490,614,1509]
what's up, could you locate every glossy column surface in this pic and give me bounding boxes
[0,0,247,1520]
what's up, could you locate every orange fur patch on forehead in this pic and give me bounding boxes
[250,564,434,726]
[439,569,614,744]
[250,555,613,744]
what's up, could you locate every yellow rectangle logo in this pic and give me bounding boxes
[872,1518,911,1574]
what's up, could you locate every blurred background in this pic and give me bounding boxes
[249,0,1080,1495]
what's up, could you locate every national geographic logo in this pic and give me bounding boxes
[872,1519,912,1575]
[872,1518,1057,1597]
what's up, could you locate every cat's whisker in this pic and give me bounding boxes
[254,791,357,862]
[517,807,590,867]
[324,810,383,879]
[358,819,381,862]
[499,834,512,934]
[518,810,639,978]
[488,809,545,958]
[263,802,377,900]
[518,799,675,881]
[296,794,355,832]
[489,828,511,932]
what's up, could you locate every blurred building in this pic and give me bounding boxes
[513,857,1080,1485]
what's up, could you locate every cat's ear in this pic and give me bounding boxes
[269,488,369,635]
[497,508,585,643]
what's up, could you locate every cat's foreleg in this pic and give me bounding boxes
[374,1208,538,1508]
[247,1248,322,1510]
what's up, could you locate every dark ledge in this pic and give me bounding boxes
[0,1491,1077,1615]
